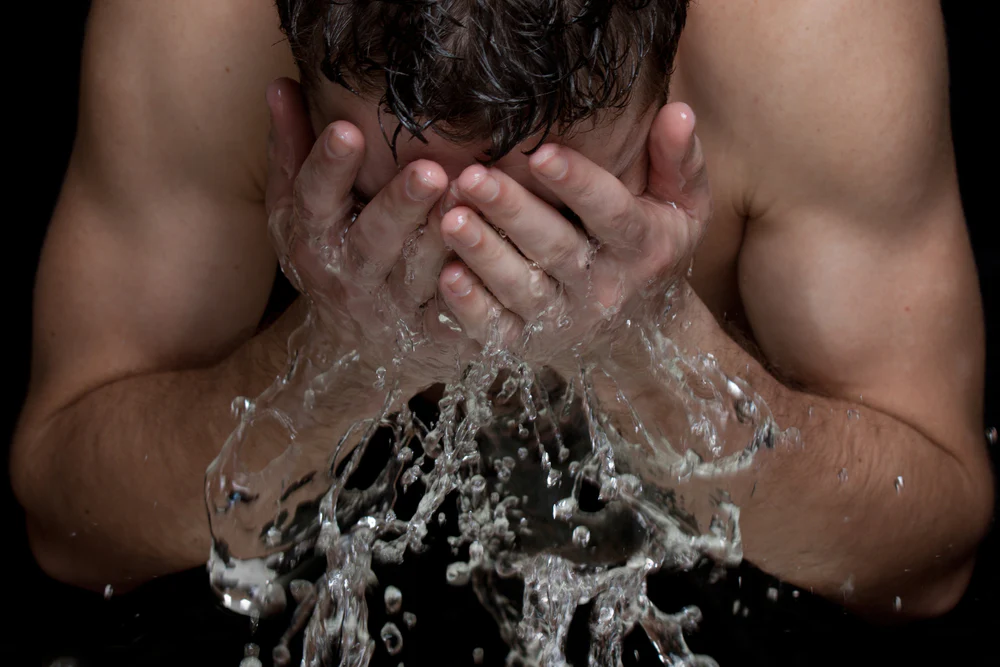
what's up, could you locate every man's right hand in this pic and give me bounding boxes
[264,78,474,395]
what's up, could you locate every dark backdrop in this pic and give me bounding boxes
[5,2,996,665]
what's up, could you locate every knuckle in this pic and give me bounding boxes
[548,241,588,275]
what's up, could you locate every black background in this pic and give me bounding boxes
[4,2,996,665]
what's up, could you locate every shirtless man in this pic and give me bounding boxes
[11,0,993,627]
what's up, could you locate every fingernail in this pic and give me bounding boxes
[468,172,499,202]
[531,146,568,180]
[447,213,480,248]
[326,127,352,158]
[406,169,437,201]
[444,268,474,297]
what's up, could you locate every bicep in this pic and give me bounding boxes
[738,193,984,445]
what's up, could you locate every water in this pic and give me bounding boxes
[205,232,801,664]
[383,586,402,615]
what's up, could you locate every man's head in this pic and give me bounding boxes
[277,0,689,202]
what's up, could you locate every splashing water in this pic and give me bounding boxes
[205,222,800,665]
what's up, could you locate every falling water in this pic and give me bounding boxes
[205,213,800,666]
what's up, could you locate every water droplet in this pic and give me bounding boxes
[437,512,446,526]
[546,468,562,488]
[557,316,572,329]
[792,590,800,599]
[846,409,860,420]
[840,575,855,597]
[104,585,113,600]
[403,611,417,629]
[266,526,282,547]
[374,366,387,390]
[986,426,997,445]
[572,525,591,548]
[838,468,848,483]
[553,497,576,521]
[230,396,252,420]
[384,586,402,615]
[445,561,471,586]
[380,622,403,656]
[634,649,640,661]
[894,476,904,494]
[473,647,484,664]
[681,320,692,331]
[557,446,570,463]
[766,587,778,602]
[732,600,741,615]
[517,447,529,460]
[517,424,529,439]
[598,607,614,623]
[470,475,487,506]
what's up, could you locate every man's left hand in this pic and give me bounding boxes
[435,102,712,371]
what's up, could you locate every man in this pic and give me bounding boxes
[10,0,992,646]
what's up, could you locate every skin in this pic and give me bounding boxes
[10,0,992,626]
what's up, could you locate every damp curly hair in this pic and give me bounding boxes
[277,0,689,163]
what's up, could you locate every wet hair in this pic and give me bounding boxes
[277,0,689,164]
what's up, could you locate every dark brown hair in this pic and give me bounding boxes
[277,1,689,163]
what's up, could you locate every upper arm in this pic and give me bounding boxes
[25,1,297,418]
[719,1,985,451]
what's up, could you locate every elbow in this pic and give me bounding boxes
[910,438,998,619]
[855,456,994,623]
[22,515,146,594]
[10,412,132,594]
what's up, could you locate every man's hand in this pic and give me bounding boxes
[435,103,711,372]
[265,78,476,393]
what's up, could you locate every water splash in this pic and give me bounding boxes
[205,265,799,665]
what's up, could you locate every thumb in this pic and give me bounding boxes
[645,102,712,224]
[265,77,317,213]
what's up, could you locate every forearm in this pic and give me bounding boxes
[618,283,992,618]
[14,300,373,591]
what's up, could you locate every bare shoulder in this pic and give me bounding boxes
[676,0,953,225]
[81,0,297,199]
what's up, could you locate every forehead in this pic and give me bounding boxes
[307,82,657,202]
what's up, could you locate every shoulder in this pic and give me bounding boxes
[80,0,298,202]
[675,0,954,227]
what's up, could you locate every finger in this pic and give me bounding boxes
[453,165,591,285]
[292,120,366,241]
[387,214,450,307]
[439,262,523,346]
[440,207,559,321]
[343,159,448,282]
[646,102,711,223]
[527,144,648,251]
[264,78,318,215]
